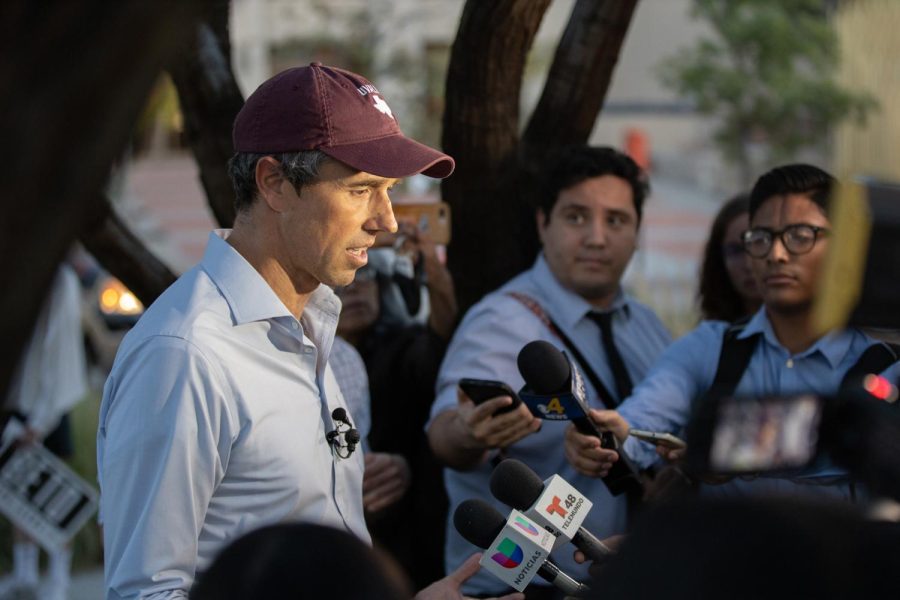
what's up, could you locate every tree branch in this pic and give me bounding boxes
[168,0,244,228]
[79,192,178,305]
[522,0,639,149]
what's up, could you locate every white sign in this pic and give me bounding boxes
[0,423,98,551]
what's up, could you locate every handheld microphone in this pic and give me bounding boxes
[490,459,612,563]
[453,499,590,597]
[517,340,643,496]
[327,407,360,459]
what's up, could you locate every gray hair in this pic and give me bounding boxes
[227,150,330,212]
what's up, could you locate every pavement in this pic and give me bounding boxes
[0,569,103,600]
[70,569,104,599]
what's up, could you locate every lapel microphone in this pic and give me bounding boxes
[327,407,360,459]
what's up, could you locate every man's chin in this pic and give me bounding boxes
[572,281,619,306]
[325,271,358,289]
[764,295,813,316]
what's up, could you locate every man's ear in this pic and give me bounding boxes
[255,156,290,212]
[536,209,548,245]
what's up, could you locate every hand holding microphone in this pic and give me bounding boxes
[564,409,629,478]
[517,341,643,496]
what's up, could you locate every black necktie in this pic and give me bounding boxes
[588,311,633,402]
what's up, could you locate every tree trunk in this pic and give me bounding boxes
[441,0,553,312]
[169,0,245,228]
[0,0,208,406]
[442,0,640,312]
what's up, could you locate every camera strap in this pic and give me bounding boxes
[707,319,900,401]
[704,317,760,402]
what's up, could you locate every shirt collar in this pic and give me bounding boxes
[738,306,853,368]
[531,253,631,330]
[200,229,296,325]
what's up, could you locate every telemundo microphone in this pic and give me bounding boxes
[517,340,643,496]
[490,458,612,563]
[453,499,590,597]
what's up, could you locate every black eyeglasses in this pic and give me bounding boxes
[741,224,829,258]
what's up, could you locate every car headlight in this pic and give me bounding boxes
[98,278,144,317]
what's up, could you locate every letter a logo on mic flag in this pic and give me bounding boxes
[491,538,524,568]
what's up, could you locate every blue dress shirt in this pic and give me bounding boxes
[618,307,900,499]
[429,254,671,595]
[97,231,368,599]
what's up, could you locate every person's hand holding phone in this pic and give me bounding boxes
[454,387,541,453]
[655,443,686,463]
[627,429,688,463]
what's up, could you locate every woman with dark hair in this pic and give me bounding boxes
[697,194,762,322]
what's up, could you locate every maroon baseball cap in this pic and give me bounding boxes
[233,63,454,179]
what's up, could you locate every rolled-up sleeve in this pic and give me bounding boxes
[97,336,235,599]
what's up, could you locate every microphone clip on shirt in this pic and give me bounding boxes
[327,407,360,459]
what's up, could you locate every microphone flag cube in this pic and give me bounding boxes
[479,510,555,592]
[526,475,593,550]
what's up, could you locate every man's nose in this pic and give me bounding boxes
[373,190,398,233]
[767,235,790,262]
[585,217,608,247]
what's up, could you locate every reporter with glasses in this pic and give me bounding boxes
[565,164,900,503]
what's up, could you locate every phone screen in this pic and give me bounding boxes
[708,395,823,472]
[458,378,521,414]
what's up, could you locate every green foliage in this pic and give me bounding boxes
[659,0,877,180]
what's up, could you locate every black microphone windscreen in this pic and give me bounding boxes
[490,459,545,510]
[346,429,361,444]
[453,499,506,549]
[517,340,571,394]
[331,407,348,422]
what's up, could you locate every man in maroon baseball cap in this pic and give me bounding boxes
[233,62,454,179]
[98,64,471,599]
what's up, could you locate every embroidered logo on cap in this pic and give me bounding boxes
[373,95,394,120]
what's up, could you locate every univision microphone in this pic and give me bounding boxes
[453,499,590,597]
[517,340,643,496]
[491,458,612,563]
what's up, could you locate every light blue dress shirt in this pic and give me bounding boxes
[330,336,372,449]
[618,307,900,499]
[97,231,369,600]
[429,254,671,595]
